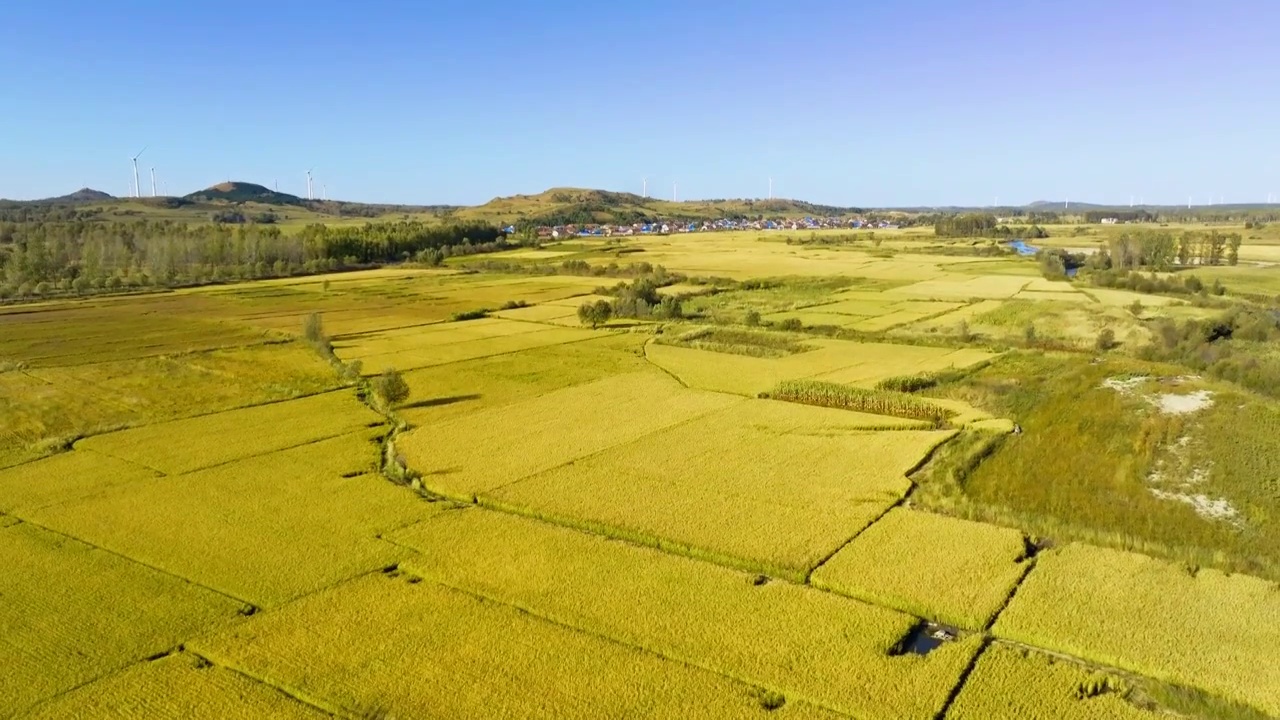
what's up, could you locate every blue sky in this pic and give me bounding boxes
[2,0,1277,206]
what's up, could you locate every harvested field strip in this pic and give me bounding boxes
[810,509,1031,630]
[485,400,950,579]
[0,448,160,512]
[993,543,1280,716]
[190,572,845,720]
[76,391,382,475]
[26,433,442,607]
[400,371,739,500]
[24,653,331,720]
[392,508,982,720]
[0,523,240,717]
[946,644,1165,719]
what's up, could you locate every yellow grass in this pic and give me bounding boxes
[76,391,382,475]
[400,371,738,499]
[644,338,993,396]
[26,433,439,607]
[392,508,983,720]
[0,449,159,512]
[191,572,843,720]
[0,523,238,716]
[25,654,329,719]
[1015,289,1095,303]
[486,400,952,578]
[1080,287,1186,307]
[811,508,1030,629]
[993,543,1280,716]
[947,644,1164,720]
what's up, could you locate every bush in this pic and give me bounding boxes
[779,317,804,332]
[744,309,762,327]
[1096,328,1117,351]
[451,309,489,321]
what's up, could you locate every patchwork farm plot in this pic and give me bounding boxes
[2,232,1278,718]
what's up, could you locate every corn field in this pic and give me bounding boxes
[763,379,955,426]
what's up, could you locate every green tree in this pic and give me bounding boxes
[373,367,410,408]
[577,299,612,328]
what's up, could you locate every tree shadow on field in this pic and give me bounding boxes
[400,394,481,411]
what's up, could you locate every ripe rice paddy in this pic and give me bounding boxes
[75,390,382,475]
[993,543,1280,717]
[399,371,738,500]
[191,572,844,720]
[946,644,1162,720]
[4,234,1280,715]
[0,523,239,716]
[25,432,438,606]
[24,653,330,720]
[485,400,952,579]
[811,508,1031,629]
[392,508,982,719]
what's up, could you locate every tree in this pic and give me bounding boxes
[744,309,761,327]
[373,367,410,408]
[303,312,326,345]
[1128,299,1143,317]
[1228,234,1242,266]
[577,299,612,328]
[1095,328,1116,351]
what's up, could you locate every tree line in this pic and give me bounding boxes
[0,219,507,300]
[934,213,1048,239]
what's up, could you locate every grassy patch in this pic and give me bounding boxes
[654,327,814,358]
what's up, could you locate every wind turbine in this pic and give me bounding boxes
[673,181,678,202]
[768,177,773,200]
[150,168,157,197]
[642,177,648,198]
[130,146,147,198]
[306,169,314,200]
[322,184,327,201]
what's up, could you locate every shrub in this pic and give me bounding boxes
[779,317,804,332]
[1095,328,1116,351]
[451,309,489,321]
[744,309,762,327]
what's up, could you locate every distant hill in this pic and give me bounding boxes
[184,182,303,205]
[450,187,862,225]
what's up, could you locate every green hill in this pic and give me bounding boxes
[184,182,303,205]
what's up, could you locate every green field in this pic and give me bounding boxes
[2,221,1280,716]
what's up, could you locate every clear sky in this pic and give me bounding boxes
[2,0,1277,206]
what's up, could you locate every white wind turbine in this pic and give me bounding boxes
[130,146,147,198]
[642,177,648,198]
[150,168,157,197]
[306,169,314,200]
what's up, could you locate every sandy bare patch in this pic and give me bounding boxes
[1153,390,1213,415]
[1149,489,1240,522]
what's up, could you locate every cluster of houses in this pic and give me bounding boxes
[509,216,899,240]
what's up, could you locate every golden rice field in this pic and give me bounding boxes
[25,432,438,607]
[5,234,1280,717]
[946,644,1163,720]
[392,508,982,719]
[0,342,339,468]
[486,400,951,578]
[644,337,995,396]
[993,543,1280,716]
[399,371,738,499]
[191,572,847,720]
[24,654,330,720]
[811,508,1030,629]
[75,390,381,475]
[0,523,239,716]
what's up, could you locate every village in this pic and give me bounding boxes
[522,215,902,240]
